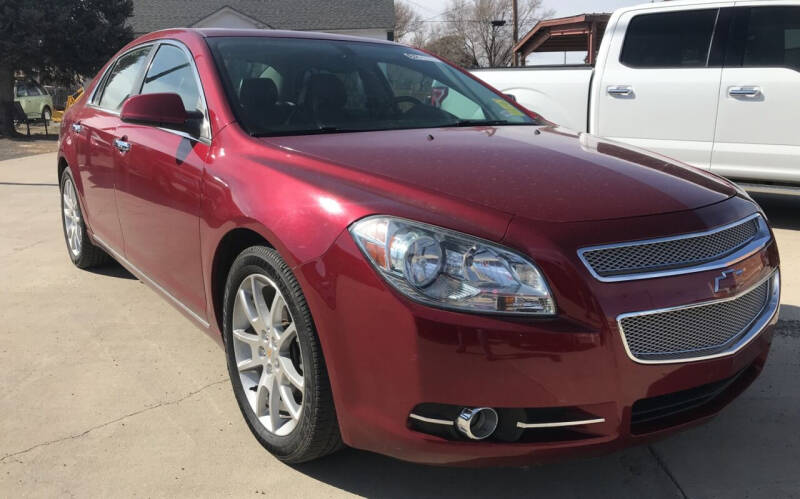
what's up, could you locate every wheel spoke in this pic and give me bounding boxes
[251,277,271,328]
[255,371,270,418]
[232,328,260,347]
[280,384,302,420]
[269,375,282,430]
[276,323,296,351]
[269,293,285,332]
[237,356,261,372]
[279,356,304,390]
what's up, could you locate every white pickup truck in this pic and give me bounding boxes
[473,0,800,191]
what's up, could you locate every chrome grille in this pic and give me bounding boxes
[619,277,773,362]
[580,216,761,280]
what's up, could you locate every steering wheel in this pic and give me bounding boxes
[393,95,424,114]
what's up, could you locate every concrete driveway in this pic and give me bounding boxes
[1,152,798,498]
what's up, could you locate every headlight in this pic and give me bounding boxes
[349,216,556,315]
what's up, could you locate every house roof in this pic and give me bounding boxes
[129,0,395,34]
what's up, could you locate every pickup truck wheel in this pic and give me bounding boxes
[42,106,52,122]
[60,169,110,268]
[223,246,342,463]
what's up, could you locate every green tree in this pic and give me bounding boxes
[0,0,133,136]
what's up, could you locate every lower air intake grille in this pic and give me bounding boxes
[619,277,772,362]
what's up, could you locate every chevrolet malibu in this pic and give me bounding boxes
[58,29,781,466]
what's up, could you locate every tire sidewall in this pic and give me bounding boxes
[60,168,82,265]
[222,248,319,459]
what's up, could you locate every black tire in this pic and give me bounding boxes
[223,246,342,463]
[60,168,110,269]
[42,106,52,122]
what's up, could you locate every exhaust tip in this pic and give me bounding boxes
[456,407,498,440]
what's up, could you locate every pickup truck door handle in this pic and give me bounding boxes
[607,85,633,97]
[728,86,761,97]
[114,138,131,154]
[71,123,83,134]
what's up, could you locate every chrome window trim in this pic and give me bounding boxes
[139,40,213,142]
[617,269,780,365]
[91,234,210,328]
[578,213,770,282]
[89,42,157,110]
[87,40,212,144]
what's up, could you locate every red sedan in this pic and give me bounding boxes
[58,29,781,466]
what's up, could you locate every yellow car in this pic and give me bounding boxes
[14,80,54,121]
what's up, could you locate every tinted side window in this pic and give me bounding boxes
[621,10,718,68]
[141,44,204,113]
[16,84,27,97]
[742,7,800,71]
[98,46,151,111]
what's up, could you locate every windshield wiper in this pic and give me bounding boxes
[251,126,370,137]
[448,119,514,127]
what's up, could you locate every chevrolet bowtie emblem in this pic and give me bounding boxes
[714,268,744,293]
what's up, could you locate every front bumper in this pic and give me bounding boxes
[296,197,780,466]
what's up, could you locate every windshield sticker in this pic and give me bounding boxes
[404,53,439,63]
[493,98,524,117]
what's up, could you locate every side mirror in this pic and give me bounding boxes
[504,93,518,102]
[121,93,195,134]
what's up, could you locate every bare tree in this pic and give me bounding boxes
[444,0,553,67]
[394,1,424,43]
[423,28,477,68]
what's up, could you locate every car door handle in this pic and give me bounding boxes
[729,86,761,97]
[71,123,82,133]
[114,138,131,153]
[607,85,633,97]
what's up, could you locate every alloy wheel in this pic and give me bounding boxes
[62,177,82,257]
[232,274,305,436]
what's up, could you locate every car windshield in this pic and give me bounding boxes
[206,36,539,137]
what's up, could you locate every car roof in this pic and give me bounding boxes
[142,27,397,45]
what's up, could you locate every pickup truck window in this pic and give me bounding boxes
[208,37,536,137]
[620,9,718,68]
[741,7,800,71]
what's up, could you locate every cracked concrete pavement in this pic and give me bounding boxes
[1,152,799,498]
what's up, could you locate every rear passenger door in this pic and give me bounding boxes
[711,3,800,184]
[594,5,728,169]
[75,45,153,252]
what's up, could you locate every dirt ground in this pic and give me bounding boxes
[0,123,60,161]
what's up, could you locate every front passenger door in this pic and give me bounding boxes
[711,5,800,184]
[594,6,726,169]
[115,42,210,320]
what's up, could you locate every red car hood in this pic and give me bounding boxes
[262,126,735,223]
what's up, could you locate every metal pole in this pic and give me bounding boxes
[512,0,519,66]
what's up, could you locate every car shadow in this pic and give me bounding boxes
[752,193,800,230]
[85,259,137,280]
[291,444,662,498]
